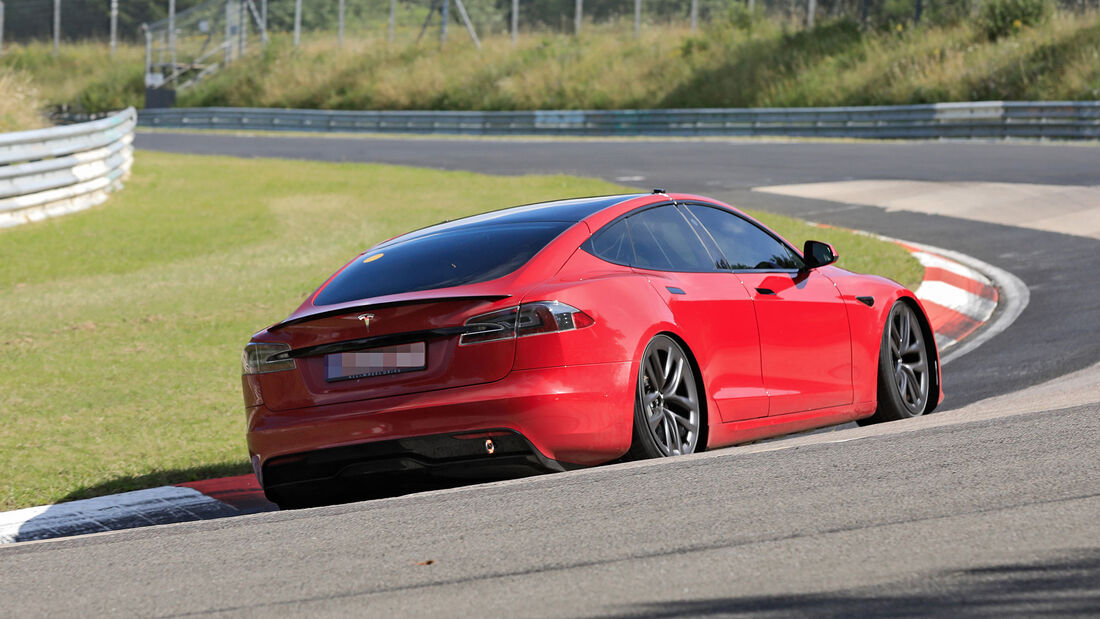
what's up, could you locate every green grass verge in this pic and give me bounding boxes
[0,152,919,510]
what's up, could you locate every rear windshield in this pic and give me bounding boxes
[313,222,572,306]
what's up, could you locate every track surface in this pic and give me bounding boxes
[2,134,1097,615]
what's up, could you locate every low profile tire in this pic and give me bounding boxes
[858,301,932,426]
[628,334,704,459]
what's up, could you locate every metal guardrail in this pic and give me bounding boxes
[0,108,137,229]
[139,102,1100,139]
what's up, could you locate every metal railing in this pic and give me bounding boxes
[138,101,1100,140]
[0,108,136,228]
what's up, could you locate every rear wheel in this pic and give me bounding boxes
[858,301,932,426]
[628,335,703,459]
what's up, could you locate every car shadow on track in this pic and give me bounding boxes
[55,463,254,505]
[279,466,551,509]
[609,549,1100,617]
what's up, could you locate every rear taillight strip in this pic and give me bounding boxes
[460,301,595,345]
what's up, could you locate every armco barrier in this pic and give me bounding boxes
[0,108,136,228]
[138,101,1100,139]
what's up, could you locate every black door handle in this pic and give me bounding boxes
[755,288,776,296]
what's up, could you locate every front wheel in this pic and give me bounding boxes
[858,301,932,426]
[628,335,704,459]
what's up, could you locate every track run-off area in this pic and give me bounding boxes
[2,134,1098,616]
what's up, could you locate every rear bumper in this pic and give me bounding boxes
[246,361,635,484]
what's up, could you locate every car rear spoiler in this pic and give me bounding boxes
[267,295,512,331]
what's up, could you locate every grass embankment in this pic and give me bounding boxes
[0,41,146,119]
[183,15,1100,110]
[0,152,919,510]
[4,12,1099,120]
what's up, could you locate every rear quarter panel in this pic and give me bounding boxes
[518,248,732,449]
[823,267,942,411]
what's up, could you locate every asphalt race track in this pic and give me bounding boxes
[2,134,1097,616]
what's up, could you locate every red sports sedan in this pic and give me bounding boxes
[242,192,941,508]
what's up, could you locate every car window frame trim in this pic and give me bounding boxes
[679,201,808,273]
[583,200,808,275]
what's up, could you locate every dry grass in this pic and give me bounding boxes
[0,40,146,114]
[0,66,48,131]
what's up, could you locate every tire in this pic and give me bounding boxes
[858,301,933,426]
[628,334,704,459]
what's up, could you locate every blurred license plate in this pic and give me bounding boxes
[325,342,427,382]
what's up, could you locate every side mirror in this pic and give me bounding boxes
[803,240,838,269]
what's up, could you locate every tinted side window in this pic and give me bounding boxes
[687,205,804,270]
[628,205,718,272]
[587,219,635,265]
[314,222,570,305]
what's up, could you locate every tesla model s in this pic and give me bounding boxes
[242,192,941,508]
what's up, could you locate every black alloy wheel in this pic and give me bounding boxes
[859,301,932,425]
[630,335,703,458]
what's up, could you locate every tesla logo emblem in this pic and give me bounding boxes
[357,313,375,330]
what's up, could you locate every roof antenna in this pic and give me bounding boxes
[652,188,678,207]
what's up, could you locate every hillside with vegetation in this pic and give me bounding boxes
[2,6,1097,123]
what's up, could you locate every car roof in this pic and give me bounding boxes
[373,194,648,250]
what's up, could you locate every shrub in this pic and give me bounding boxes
[979,0,1051,40]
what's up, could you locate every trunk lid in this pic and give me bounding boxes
[258,295,515,411]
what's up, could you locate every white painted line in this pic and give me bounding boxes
[912,251,991,285]
[614,175,646,182]
[916,280,997,322]
[0,485,224,544]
